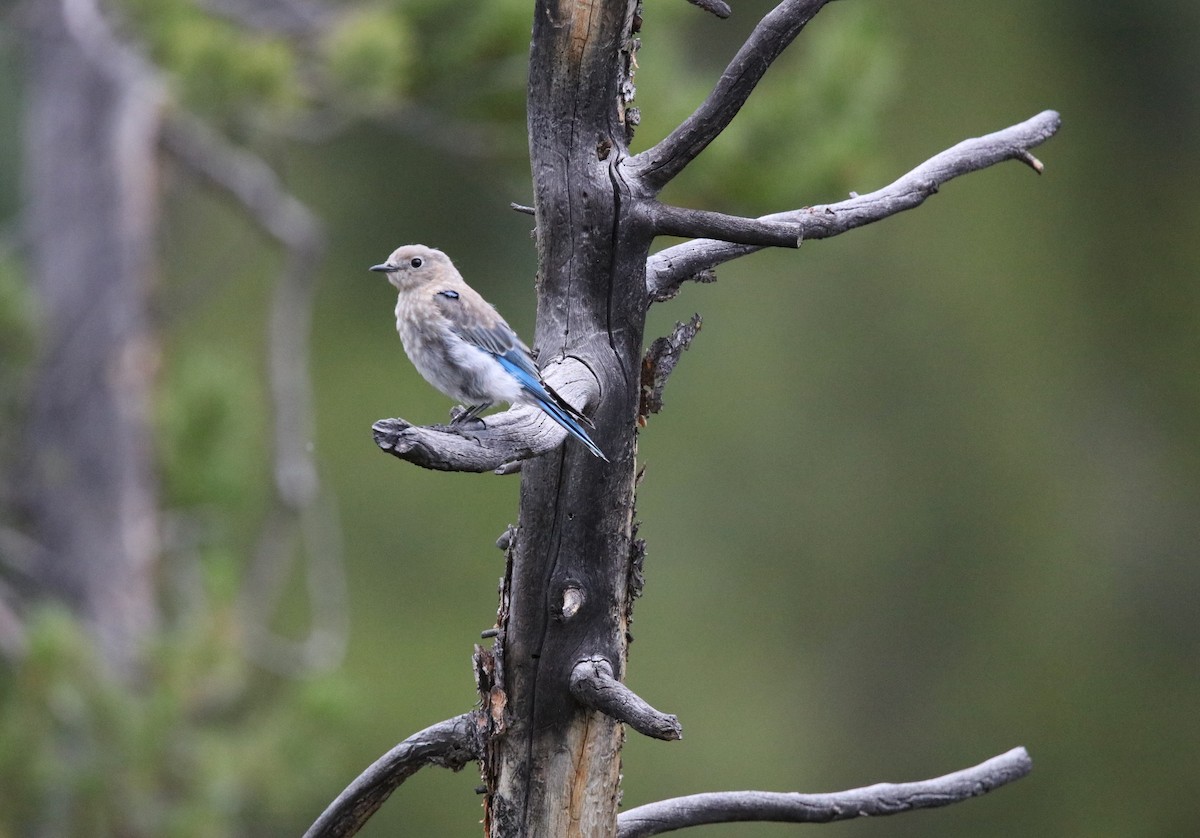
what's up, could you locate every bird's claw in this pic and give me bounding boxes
[450,404,488,428]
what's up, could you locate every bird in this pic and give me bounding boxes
[369,244,606,460]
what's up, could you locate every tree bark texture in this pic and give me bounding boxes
[17,0,163,675]
[481,1,650,835]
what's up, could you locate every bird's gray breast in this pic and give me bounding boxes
[395,296,506,404]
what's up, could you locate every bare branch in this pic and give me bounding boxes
[160,115,326,502]
[303,713,482,838]
[628,0,832,191]
[372,358,603,472]
[646,109,1062,302]
[646,203,801,248]
[161,111,353,676]
[616,746,1033,837]
[60,0,165,93]
[161,111,324,269]
[640,315,702,423]
[373,412,547,473]
[239,494,348,676]
[684,0,732,19]
[569,657,682,741]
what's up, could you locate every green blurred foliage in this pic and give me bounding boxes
[121,0,302,124]
[321,7,414,111]
[400,0,533,123]
[156,349,264,511]
[117,0,533,143]
[0,605,355,837]
[3,0,1200,836]
[0,249,33,485]
[637,2,899,211]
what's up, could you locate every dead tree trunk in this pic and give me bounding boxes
[481,0,660,834]
[17,0,165,675]
[12,0,340,682]
[308,1,1059,835]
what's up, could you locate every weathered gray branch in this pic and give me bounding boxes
[373,412,547,473]
[373,358,603,473]
[628,0,832,190]
[569,657,682,741]
[303,713,482,838]
[646,203,802,248]
[646,109,1062,301]
[684,0,732,20]
[616,746,1033,837]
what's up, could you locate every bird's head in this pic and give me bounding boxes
[369,244,453,291]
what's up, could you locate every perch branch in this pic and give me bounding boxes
[629,0,832,190]
[646,203,802,248]
[640,315,702,423]
[646,109,1062,301]
[373,358,602,472]
[303,712,482,838]
[569,657,682,741]
[616,746,1032,837]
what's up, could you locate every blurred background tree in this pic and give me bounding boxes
[0,0,1197,836]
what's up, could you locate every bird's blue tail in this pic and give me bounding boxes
[495,354,607,460]
[530,391,607,460]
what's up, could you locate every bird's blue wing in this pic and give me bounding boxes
[492,346,544,394]
[493,351,607,460]
[432,287,606,459]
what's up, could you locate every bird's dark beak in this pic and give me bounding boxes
[369,263,395,273]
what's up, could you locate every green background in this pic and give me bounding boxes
[3,0,1199,835]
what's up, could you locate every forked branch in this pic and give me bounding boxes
[646,109,1062,301]
[629,0,832,190]
[303,713,482,838]
[616,746,1033,837]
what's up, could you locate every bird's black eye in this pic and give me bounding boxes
[410,257,423,268]
[437,289,459,300]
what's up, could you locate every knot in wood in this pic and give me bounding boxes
[558,585,585,620]
[495,525,515,552]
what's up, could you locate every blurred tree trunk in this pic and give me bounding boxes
[17,0,163,675]
[481,1,650,835]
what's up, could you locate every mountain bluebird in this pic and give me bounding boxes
[370,245,606,460]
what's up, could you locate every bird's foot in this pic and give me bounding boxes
[450,403,490,427]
